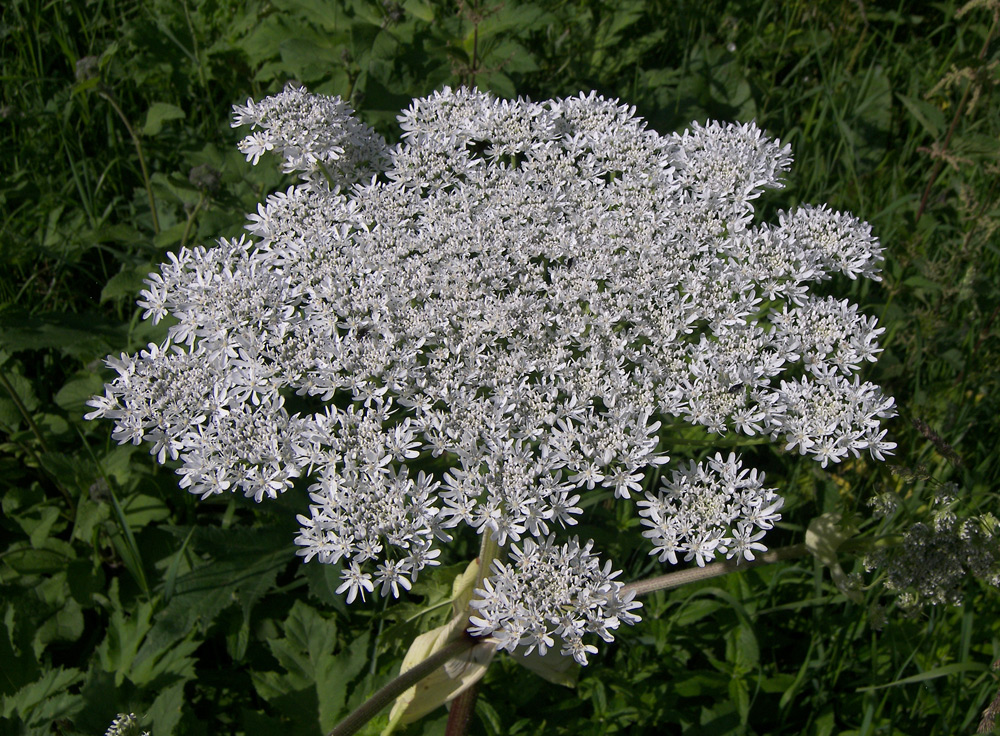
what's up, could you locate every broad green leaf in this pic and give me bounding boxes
[402,0,434,22]
[3,539,74,575]
[142,102,186,136]
[253,600,369,732]
[0,311,124,360]
[34,597,84,657]
[129,637,199,687]
[133,536,292,670]
[147,681,185,736]
[100,263,155,303]
[53,371,104,418]
[513,646,579,688]
[120,493,170,529]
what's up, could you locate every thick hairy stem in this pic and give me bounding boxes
[444,681,480,736]
[623,543,809,597]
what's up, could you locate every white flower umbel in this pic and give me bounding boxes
[469,536,641,665]
[87,84,895,662]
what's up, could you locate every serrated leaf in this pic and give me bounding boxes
[0,667,84,722]
[134,543,292,669]
[254,600,369,731]
[147,681,186,736]
[143,102,186,136]
[96,591,155,686]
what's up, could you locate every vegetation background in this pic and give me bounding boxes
[2,0,999,734]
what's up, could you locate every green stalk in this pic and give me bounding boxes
[98,90,160,234]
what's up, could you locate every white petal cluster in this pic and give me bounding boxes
[87,85,895,662]
[637,452,783,567]
[469,537,641,664]
[232,83,389,187]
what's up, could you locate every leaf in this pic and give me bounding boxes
[147,681,186,736]
[142,102,186,136]
[100,263,155,303]
[105,483,149,595]
[34,595,84,657]
[96,585,155,686]
[134,542,292,668]
[0,311,125,360]
[0,667,84,723]
[119,493,170,530]
[896,93,946,139]
[253,600,369,732]
[512,646,579,688]
[805,513,861,603]
[3,540,74,576]
[402,0,435,22]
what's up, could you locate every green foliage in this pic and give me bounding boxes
[2,0,999,734]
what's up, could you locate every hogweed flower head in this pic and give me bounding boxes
[87,84,895,662]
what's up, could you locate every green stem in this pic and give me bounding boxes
[99,90,160,234]
[0,369,52,455]
[327,637,476,736]
[178,190,206,251]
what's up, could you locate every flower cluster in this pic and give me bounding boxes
[87,84,895,661]
[866,484,1000,611]
[104,713,149,736]
[469,537,642,664]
